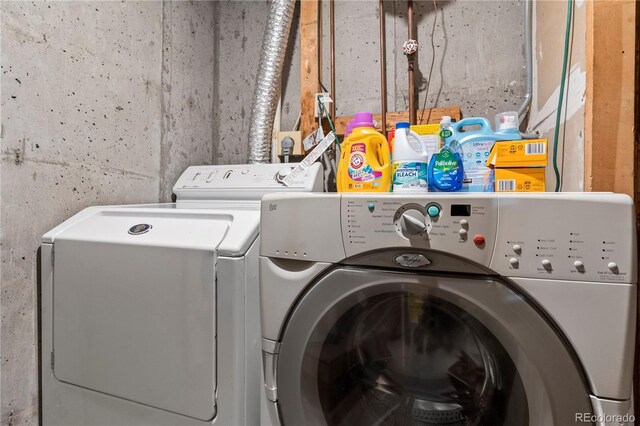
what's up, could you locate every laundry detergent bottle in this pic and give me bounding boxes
[337,112,391,192]
[392,122,430,193]
[428,116,464,192]
[454,113,522,192]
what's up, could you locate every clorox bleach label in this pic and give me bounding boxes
[392,161,428,192]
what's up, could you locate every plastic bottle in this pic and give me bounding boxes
[337,112,392,192]
[428,116,464,192]
[454,114,522,192]
[392,122,430,193]
[494,111,521,138]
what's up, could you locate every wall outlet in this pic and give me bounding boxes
[314,92,331,118]
[277,131,303,156]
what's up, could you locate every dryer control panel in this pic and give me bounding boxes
[173,163,323,201]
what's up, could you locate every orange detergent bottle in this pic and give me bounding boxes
[337,112,392,192]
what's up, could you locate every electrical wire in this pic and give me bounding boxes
[552,0,574,192]
[317,94,340,145]
[419,0,439,125]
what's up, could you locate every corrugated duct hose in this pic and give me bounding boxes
[248,0,295,164]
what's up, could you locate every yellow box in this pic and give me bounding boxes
[495,168,545,192]
[486,139,548,168]
[411,124,440,135]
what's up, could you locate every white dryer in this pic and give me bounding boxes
[259,193,636,426]
[40,163,322,425]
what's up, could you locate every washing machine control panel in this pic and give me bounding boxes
[339,194,636,284]
[342,195,498,267]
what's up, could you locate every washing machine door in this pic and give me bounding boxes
[275,267,593,426]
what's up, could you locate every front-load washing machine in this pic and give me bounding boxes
[40,163,322,425]
[259,193,636,426]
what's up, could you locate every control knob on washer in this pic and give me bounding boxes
[397,209,427,239]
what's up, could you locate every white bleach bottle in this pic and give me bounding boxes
[392,122,431,192]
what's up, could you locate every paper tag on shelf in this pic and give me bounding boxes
[282,132,335,187]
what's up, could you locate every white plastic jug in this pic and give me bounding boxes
[392,122,433,193]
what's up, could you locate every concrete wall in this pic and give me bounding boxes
[216,0,527,157]
[214,0,268,164]
[530,0,586,191]
[214,0,586,191]
[0,2,215,424]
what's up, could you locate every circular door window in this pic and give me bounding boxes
[276,268,592,426]
[315,292,528,426]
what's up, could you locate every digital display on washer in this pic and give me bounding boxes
[451,204,471,216]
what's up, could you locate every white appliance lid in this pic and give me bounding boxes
[43,204,260,256]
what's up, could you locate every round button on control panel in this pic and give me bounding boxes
[426,204,441,218]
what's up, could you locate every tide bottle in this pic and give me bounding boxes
[392,122,430,193]
[337,112,391,192]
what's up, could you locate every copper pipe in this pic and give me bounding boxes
[379,0,387,133]
[330,0,336,120]
[407,0,416,124]
[318,0,323,87]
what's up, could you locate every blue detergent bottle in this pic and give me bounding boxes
[428,116,464,192]
[453,112,522,192]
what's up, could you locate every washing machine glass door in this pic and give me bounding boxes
[276,267,593,426]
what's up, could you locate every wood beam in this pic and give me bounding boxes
[300,0,320,141]
[334,107,462,135]
[584,0,636,197]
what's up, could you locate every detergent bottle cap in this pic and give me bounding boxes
[353,112,375,128]
[344,120,354,136]
[495,111,519,131]
[440,115,452,127]
[395,122,410,130]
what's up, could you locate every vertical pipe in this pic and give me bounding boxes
[379,0,387,133]
[407,0,416,124]
[318,0,323,86]
[330,0,336,120]
[517,0,533,120]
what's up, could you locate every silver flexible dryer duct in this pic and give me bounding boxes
[248,0,295,164]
